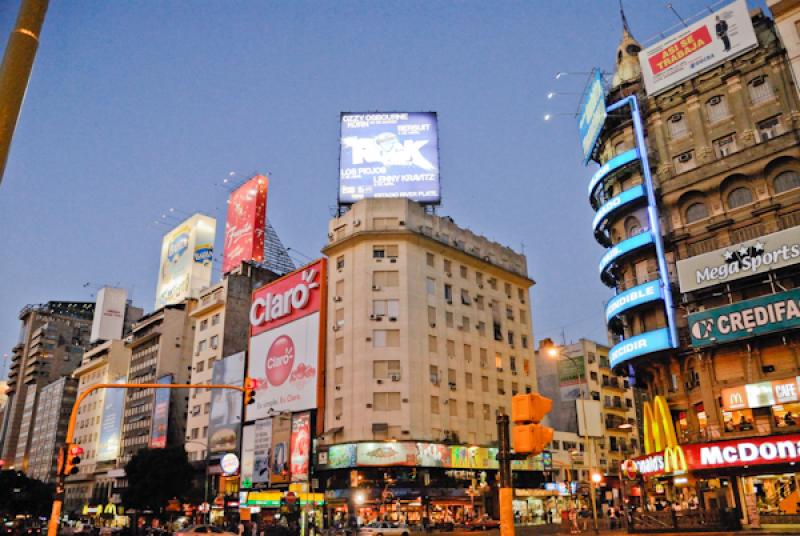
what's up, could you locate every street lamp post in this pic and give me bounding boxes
[545,345,599,534]
[184,440,211,523]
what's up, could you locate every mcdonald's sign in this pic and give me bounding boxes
[629,396,687,478]
[664,445,687,473]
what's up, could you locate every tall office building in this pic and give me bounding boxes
[317,198,541,520]
[1,302,94,468]
[27,376,78,482]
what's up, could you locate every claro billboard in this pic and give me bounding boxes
[339,112,440,205]
[639,0,757,95]
[223,175,268,274]
[247,259,326,419]
[155,213,216,309]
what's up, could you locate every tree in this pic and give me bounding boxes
[124,447,194,512]
[0,470,53,516]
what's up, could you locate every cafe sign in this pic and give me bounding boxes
[721,377,800,411]
[688,289,800,348]
[677,226,800,292]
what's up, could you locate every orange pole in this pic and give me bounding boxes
[48,382,246,536]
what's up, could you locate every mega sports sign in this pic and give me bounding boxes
[628,433,800,479]
[247,259,326,419]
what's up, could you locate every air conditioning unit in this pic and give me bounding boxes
[353,219,362,226]
[390,258,397,263]
[366,403,373,408]
[335,385,341,391]
[335,415,341,420]
[390,373,401,382]
[333,296,343,302]
[678,153,692,163]
[388,316,397,322]
[399,220,405,226]
[449,382,457,390]
[377,379,383,384]
[332,325,340,332]
[372,285,381,291]
[478,283,484,289]
[429,322,436,328]
[499,389,506,395]
[446,272,452,278]
[369,314,377,320]
[430,375,440,385]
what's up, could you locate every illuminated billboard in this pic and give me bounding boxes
[155,213,216,309]
[97,377,126,461]
[339,112,440,204]
[247,259,326,419]
[223,175,268,274]
[578,69,606,164]
[290,412,311,482]
[208,352,244,456]
[639,0,757,95]
[149,375,173,448]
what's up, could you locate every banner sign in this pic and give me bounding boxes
[270,416,291,485]
[223,175,268,274]
[208,352,244,455]
[557,356,586,402]
[155,214,216,309]
[599,231,655,275]
[290,412,311,482]
[721,377,800,411]
[677,221,800,293]
[578,69,607,164]
[240,425,255,489]
[339,112,440,204]
[689,289,800,347]
[588,148,639,198]
[593,185,646,234]
[610,328,671,369]
[252,418,273,485]
[97,377,127,461]
[149,375,173,448]
[639,0,757,95]
[606,280,663,323]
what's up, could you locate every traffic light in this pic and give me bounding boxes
[244,377,257,405]
[511,393,554,455]
[62,444,83,476]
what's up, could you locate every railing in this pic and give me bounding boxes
[629,509,739,532]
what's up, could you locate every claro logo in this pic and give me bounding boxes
[250,267,321,329]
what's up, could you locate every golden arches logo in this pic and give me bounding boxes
[643,395,687,473]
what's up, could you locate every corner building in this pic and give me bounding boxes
[318,198,543,523]
[587,5,800,531]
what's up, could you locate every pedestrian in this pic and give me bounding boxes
[607,506,617,530]
[569,509,579,535]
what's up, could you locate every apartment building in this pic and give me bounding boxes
[27,376,78,482]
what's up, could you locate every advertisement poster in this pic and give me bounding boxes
[149,375,173,448]
[417,443,451,467]
[578,69,607,164]
[247,260,325,419]
[557,357,586,401]
[356,442,416,466]
[155,213,216,309]
[290,412,311,482]
[240,424,255,488]
[97,377,127,461]
[91,287,127,343]
[639,0,757,95]
[223,175,268,274]
[339,112,440,204]
[270,416,291,485]
[252,418,273,485]
[208,352,245,456]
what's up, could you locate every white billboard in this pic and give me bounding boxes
[639,0,757,95]
[154,213,216,309]
[91,287,127,342]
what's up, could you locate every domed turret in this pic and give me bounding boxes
[611,3,642,88]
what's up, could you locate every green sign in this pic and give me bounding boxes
[688,289,800,347]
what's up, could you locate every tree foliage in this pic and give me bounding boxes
[124,447,194,512]
[0,470,54,516]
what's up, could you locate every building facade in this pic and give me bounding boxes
[317,198,540,522]
[585,4,800,530]
[0,302,94,469]
[27,376,78,482]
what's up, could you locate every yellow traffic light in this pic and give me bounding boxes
[511,393,553,455]
[62,444,83,476]
[512,393,552,424]
[244,377,257,405]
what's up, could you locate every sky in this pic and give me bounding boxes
[0,0,771,376]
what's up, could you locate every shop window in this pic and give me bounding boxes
[695,402,707,438]
[772,402,800,429]
[723,408,754,432]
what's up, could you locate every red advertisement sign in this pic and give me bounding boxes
[720,385,748,411]
[223,175,268,274]
[648,26,711,75]
[290,412,311,482]
[249,259,325,337]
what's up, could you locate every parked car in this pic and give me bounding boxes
[176,526,236,536]
[358,522,411,536]
[464,517,500,531]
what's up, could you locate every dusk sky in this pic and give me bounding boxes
[0,1,770,376]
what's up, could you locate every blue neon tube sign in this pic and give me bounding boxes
[587,148,639,200]
[605,280,663,324]
[609,328,672,369]
[592,185,646,235]
[598,231,654,276]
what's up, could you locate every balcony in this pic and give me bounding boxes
[601,377,627,391]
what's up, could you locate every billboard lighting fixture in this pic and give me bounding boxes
[544,112,578,122]
[555,71,597,80]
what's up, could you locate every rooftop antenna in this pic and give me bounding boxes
[666,3,689,27]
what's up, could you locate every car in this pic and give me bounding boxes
[176,526,236,536]
[464,517,500,531]
[357,522,411,536]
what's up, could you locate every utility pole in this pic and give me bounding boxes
[0,0,49,186]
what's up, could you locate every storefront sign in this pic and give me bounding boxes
[721,377,800,411]
[689,289,800,347]
[605,280,663,323]
[578,69,607,164]
[609,328,671,369]
[677,226,800,292]
[221,453,240,476]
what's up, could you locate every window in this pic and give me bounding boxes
[480,348,488,368]
[428,335,437,353]
[505,306,514,320]
[522,335,529,349]
[723,408,754,432]
[476,295,484,311]
[336,255,345,270]
[428,306,436,326]
[431,396,440,414]
[624,216,642,238]
[449,399,458,417]
[426,253,435,267]
[335,337,344,355]
[495,353,503,370]
[507,331,515,346]
[466,372,473,389]
[713,134,736,158]
[430,365,439,384]
[191,428,199,440]
[685,202,709,224]
[210,335,219,349]
[373,392,401,411]
[758,116,782,141]
[461,316,470,332]
[706,95,730,123]
[373,244,398,258]
[481,376,489,392]
[510,356,517,372]
[445,311,454,328]
[475,272,483,286]
[446,339,456,356]
[748,75,774,105]
[373,330,400,348]
[197,340,206,353]
[204,402,211,414]
[497,379,505,395]
[727,187,753,209]
[461,289,472,305]
[483,404,491,420]
[467,402,475,418]
[211,313,220,326]
[613,140,627,155]
[199,319,208,331]
[373,360,400,378]
[775,170,800,193]
[464,344,472,362]
[426,277,436,295]
[667,112,689,139]
[444,284,453,303]
[335,367,343,385]
[373,271,399,288]
[673,150,696,173]
[196,361,205,373]
[373,299,399,318]
[444,259,452,274]
[519,310,526,324]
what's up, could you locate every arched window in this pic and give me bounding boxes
[774,170,800,193]
[685,202,709,224]
[727,187,753,209]
[625,216,642,238]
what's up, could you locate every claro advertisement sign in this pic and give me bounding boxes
[677,226,800,292]
[247,259,326,418]
[339,112,440,204]
[639,0,757,95]
[155,213,216,309]
[223,175,268,274]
